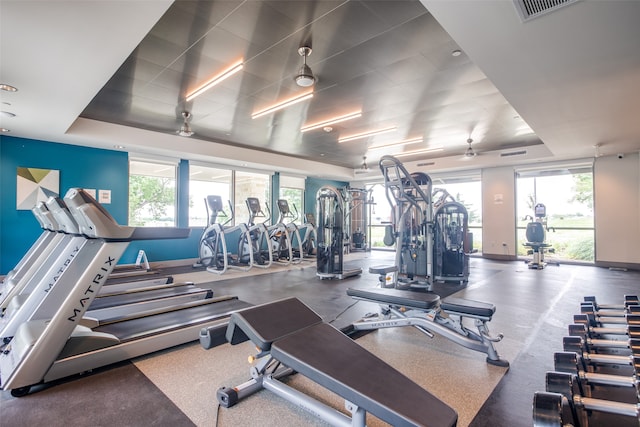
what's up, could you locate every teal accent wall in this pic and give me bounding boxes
[1,136,128,274]
[271,172,280,225]
[0,135,347,274]
[0,136,200,274]
[305,177,349,222]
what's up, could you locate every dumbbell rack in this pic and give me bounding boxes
[533,295,640,427]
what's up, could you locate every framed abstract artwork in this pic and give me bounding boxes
[16,167,60,210]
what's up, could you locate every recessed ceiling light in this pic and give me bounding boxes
[394,147,443,157]
[301,111,361,133]
[338,126,397,143]
[1,111,16,118]
[368,137,423,151]
[252,90,313,119]
[114,145,125,149]
[451,50,462,57]
[0,84,18,92]
[186,60,243,102]
[1,127,10,132]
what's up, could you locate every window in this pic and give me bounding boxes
[279,176,305,225]
[430,177,482,252]
[189,165,232,227]
[516,164,594,262]
[366,174,482,251]
[368,183,393,248]
[129,159,176,227]
[234,170,271,224]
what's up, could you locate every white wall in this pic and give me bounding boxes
[481,166,517,259]
[594,152,640,266]
[482,167,516,259]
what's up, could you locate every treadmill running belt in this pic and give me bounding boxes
[95,298,252,343]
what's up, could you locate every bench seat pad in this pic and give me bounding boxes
[347,287,440,310]
[271,322,458,427]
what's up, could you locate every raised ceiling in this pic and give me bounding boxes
[1,0,639,180]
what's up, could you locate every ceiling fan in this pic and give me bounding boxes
[354,156,371,174]
[295,46,316,87]
[464,138,476,159]
[177,111,194,137]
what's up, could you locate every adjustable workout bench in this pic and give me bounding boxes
[214,297,458,427]
[346,287,509,367]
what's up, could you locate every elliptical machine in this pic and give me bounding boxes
[246,197,292,265]
[196,196,255,274]
[523,203,555,269]
[276,199,317,261]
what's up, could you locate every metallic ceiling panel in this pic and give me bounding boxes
[81,0,541,169]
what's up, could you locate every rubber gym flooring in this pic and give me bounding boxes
[1,251,639,427]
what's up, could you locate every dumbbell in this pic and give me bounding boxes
[545,371,640,427]
[583,295,639,312]
[561,339,639,377]
[532,391,574,427]
[567,324,640,356]
[579,304,640,329]
[574,314,640,339]
[554,351,640,401]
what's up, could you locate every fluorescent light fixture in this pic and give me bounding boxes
[301,111,362,132]
[186,60,244,102]
[338,126,397,143]
[394,147,443,157]
[252,90,314,119]
[368,137,423,150]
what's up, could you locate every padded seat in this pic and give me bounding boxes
[441,296,495,318]
[368,265,398,275]
[272,322,458,427]
[347,287,440,310]
[225,298,458,427]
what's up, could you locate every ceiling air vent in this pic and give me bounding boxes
[513,0,580,22]
[417,162,435,167]
[500,150,527,157]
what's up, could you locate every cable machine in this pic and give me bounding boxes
[316,186,362,280]
[377,156,472,289]
[433,200,469,283]
[379,156,434,290]
[346,188,372,252]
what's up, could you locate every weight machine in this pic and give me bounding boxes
[315,186,362,280]
[345,188,372,252]
[376,156,470,289]
[433,200,470,283]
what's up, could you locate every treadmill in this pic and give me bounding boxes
[0,188,251,397]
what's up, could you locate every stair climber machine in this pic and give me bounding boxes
[315,186,362,280]
[247,197,293,266]
[196,196,272,275]
[523,203,556,269]
[0,188,251,396]
[276,199,316,261]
